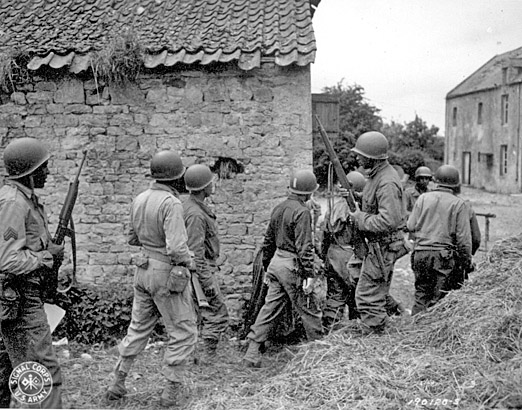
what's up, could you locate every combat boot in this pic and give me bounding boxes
[242,340,262,368]
[160,381,187,407]
[105,370,127,401]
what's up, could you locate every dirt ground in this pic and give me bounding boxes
[56,186,522,409]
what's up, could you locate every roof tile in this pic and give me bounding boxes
[0,0,316,71]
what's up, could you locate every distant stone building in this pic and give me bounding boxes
[445,46,522,193]
[0,0,320,324]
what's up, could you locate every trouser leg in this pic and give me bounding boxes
[355,247,396,331]
[1,288,62,409]
[198,266,229,342]
[0,337,11,408]
[154,280,197,383]
[323,274,348,330]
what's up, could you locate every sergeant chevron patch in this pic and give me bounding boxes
[3,227,18,241]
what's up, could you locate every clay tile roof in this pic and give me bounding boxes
[0,0,317,72]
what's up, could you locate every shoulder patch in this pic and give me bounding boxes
[3,227,18,241]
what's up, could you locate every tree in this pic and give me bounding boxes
[385,115,439,154]
[383,115,443,178]
[314,81,382,187]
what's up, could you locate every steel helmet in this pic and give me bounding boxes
[415,166,432,179]
[184,164,214,191]
[3,137,50,179]
[346,171,366,192]
[149,150,185,181]
[289,170,318,195]
[434,165,460,188]
[351,131,389,159]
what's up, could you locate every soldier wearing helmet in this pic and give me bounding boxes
[243,170,323,367]
[348,131,408,334]
[404,166,433,215]
[321,170,367,331]
[0,137,64,408]
[107,150,197,407]
[407,165,472,315]
[182,164,229,360]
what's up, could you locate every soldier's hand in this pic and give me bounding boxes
[185,259,197,272]
[48,242,65,266]
[302,278,314,295]
[348,200,361,219]
[338,187,350,197]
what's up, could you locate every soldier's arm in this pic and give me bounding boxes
[355,182,403,234]
[294,208,315,278]
[469,209,481,255]
[162,198,193,267]
[455,203,472,267]
[0,200,53,275]
[184,213,211,278]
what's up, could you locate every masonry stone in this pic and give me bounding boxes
[11,92,26,105]
[54,80,84,104]
[0,63,312,326]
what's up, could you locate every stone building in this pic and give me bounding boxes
[0,0,320,324]
[445,46,522,193]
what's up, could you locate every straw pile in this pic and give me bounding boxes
[193,235,522,410]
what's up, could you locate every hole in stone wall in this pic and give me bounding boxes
[211,157,244,180]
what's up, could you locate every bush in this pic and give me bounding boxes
[389,149,427,179]
[54,282,136,345]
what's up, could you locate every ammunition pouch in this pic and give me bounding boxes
[167,266,191,293]
[0,273,20,321]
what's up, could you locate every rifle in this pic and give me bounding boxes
[191,274,210,309]
[314,115,369,260]
[50,150,88,295]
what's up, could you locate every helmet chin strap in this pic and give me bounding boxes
[28,175,39,207]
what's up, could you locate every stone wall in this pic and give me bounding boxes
[0,62,313,324]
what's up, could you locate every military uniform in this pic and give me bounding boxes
[404,185,424,214]
[183,195,228,344]
[443,200,480,292]
[115,183,197,383]
[351,161,406,332]
[322,197,359,329]
[407,187,472,315]
[246,194,323,345]
[0,180,63,408]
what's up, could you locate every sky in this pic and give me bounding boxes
[311,0,522,136]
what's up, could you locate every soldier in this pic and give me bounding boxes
[404,166,432,215]
[0,137,64,408]
[443,186,481,292]
[348,132,407,334]
[407,165,472,315]
[243,170,323,367]
[321,171,366,331]
[183,164,229,359]
[106,150,197,407]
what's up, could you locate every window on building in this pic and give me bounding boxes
[452,106,457,126]
[501,94,509,125]
[462,152,471,185]
[500,145,508,176]
[502,67,508,84]
[477,102,483,125]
